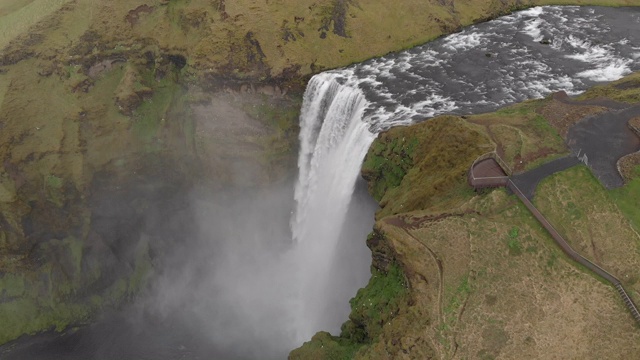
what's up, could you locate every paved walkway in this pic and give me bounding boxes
[510,156,580,200]
[469,155,640,325]
[566,104,640,189]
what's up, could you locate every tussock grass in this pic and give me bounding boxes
[363,116,492,219]
[578,72,640,103]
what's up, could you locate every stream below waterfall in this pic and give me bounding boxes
[2,5,640,360]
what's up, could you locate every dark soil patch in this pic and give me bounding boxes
[125,4,154,26]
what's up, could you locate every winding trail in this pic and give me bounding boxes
[469,156,640,325]
[510,156,580,200]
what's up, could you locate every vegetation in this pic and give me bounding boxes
[610,165,640,231]
[361,134,419,201]
[363,116,492,219]
[290,262,409,359]
[578,72,640,103]
[343,264,409,342]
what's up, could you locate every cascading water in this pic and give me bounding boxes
[290,72,376,341]
[289,4,640,343]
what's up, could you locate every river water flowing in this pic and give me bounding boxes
[3,5,640,360]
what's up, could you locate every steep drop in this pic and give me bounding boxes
[290,4,640,343]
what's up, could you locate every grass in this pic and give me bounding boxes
[290,261,409,359]
[469,99,569,172]
[609,166,640,232]
[443,276,472,326]
[535,166,640,288]
[363,116,492,219]
[577,72,640,103]
[344,263,408,342]
[0,0,71,50]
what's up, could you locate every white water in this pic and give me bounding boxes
[288,5,640,344]
[290,72,375,341]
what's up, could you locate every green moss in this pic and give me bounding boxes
[132,81,174,146]
[63,236,83,274]
[342,263,408,342]
[290,262,409,358]
[0,231,154,345]
[577,72,640,103]
[44,175,65,207]
[128,239,152,295]
[361,135,418,201]
[45,174,63,188]
[289,331,363,360]
[0,296,94,344]
[255,98,301,162]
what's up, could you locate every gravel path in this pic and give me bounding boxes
[567,105,640,189]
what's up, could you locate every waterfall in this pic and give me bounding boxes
[290,71,376,341]
[286,4,640,345]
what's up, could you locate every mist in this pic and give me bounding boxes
[137,174,375,358]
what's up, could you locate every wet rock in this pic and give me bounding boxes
[366,229,395,273]
[167,54,187,69]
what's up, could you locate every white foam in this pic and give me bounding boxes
[576,62,632,82]
[523,18,544,42]
[519,6,545,17]
[443,31,485,51]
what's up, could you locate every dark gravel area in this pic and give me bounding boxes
[567,105,640,189]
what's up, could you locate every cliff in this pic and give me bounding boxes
[291,73,640,359]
